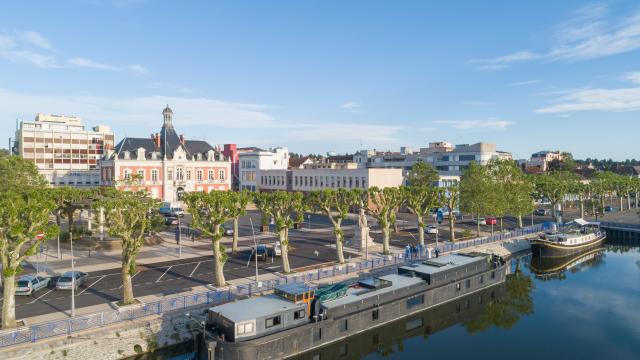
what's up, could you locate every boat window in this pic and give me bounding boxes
[265,316,281,328]
[294,309,306,320]
[372,309,379,321]
[479,275,484,284]
[491,271,496,279]
[236,321,254,336]
[456,283,461,291]
[313,327,322,341]
[340,319,348,332]
[465,279,471,288]
[407,294,425,309]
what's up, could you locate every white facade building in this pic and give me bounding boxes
[258,162,403,192]
[238,147,290,191]
[14,113,115,187]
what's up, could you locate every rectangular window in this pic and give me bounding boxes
[265,316,281,328]
[340,319,348,332]
[479,275,484,284]
[294,309,306,320]
[465,279,471,289]
[137,169,144,179]
[456,283,461,291]
[459,154,476,161]
[168,170,173,181]
[219,170,225,180]
[236,321,254,336]
[208,170,214,180]
[372,309,379,321]
[186,170,191,180]
[407,294,424,309]
[339,344,348,357]
[491,271,496,279]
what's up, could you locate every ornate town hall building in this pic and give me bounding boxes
[100,106,231,203]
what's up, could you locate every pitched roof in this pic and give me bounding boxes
[289,156,311,169]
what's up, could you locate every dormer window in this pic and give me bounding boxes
[123,151,130,160]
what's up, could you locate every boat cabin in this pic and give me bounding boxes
[398,253,492,286]
[207,294,309,342]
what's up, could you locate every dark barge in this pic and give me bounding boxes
[205,252,506,360]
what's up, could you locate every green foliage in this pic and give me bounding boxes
[254,191,306,235]
[368,187,402,254]
[185,191,245,241]
[406,161,439,187]
[0,154,47,193]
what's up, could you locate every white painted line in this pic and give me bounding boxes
[156,265,173,283]
[118,271,140,289]
[28,289,54,304]
[266,266,280,270]
[189,262,201,278]
[77,275,106,296]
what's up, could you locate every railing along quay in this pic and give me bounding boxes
[0,223,541,349]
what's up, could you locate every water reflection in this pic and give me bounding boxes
[293,270,533,360]
[529,247,606,281]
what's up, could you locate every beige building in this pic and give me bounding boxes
[14,113,115,187]
[258,162,403,191]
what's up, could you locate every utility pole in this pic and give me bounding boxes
[178,215,182,259]
[57,233,61,259]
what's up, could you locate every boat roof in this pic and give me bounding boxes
[571,218,600,226]
[399,253,486,276]
[275,282,317,296]
[209,294,303,323]
[321,274,424,310]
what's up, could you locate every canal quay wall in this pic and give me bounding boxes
[0,304,208,360]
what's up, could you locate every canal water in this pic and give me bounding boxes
[137,241,640,360]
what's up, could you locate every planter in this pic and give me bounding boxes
[110,298,143,311]
[293,223,302,229]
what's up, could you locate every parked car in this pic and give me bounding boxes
[165,216,179,226]
[15,275,50,296]
[534,208,548,216]
[425,225,438,234]
[56,271,88,290]
[222,224,234,236]
[604,205,616,212]
[486,217,498,225]
[254,244,268,261]
[472,217,486,225]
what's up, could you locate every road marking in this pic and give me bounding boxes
[266,266,280,270]
[28,289,54,304]
[189,262,201,277]
[118,271,140,289]
[156,266,173,282]
[77,275,106,296]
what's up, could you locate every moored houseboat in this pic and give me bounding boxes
[529,218,605,258]
[205,252,506,360]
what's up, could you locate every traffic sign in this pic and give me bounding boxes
[35,232,45,240]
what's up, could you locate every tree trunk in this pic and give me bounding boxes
[476,215,480,236]
[212,238,226,286]
[579,197,585,218]
[636,190,639,209]
[500,218,503,232]
[1,274,16,328]
[121,262,135,305]
[382,225,390,255]
[335,229,345,264]
[417,215,425,246]
[279,230,291,273]
[449,217,455,242]
[232,217,239,254]
[517,215,523,228]
[619,196,624,212]
[628,194,632,210]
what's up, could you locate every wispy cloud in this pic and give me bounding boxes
[509,79,543,87]
[536,86,640,113]
[341,101,364,114]
[470,3,640,69]
[435,119,513,131]
[0,30,147,74]
[622,71,640,84]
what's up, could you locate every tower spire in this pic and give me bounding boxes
[162,104,173,128]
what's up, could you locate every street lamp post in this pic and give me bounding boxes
[70,232,75,318]
[249,218,259,282]
[178,215,182,259]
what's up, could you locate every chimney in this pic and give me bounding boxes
[154,133,160,148]
[179,134,185,145]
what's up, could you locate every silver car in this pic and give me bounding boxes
[16,275,50,296]
[56,271,88,290]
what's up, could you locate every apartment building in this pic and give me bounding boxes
[528,151,563,172]
[238,147,290,191]
[367,141,512,182]
[100,106,230,203]
[14,113,115,187]
[258,162,403,192]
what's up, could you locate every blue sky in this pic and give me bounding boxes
[1,0,639,160]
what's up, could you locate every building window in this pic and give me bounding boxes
[372,309,379,321]
[168,170,173,181]
[265,316,281,328]
[208,169,214,180]
[459,154,476,161]
[355,178,359,188]
[186,169,191,180]
[361,177,366,188]
[124,169,131,180]
[407,294,424,309]
[294,309,306,320]
[196,170,203,181]
[219,170,225,180]
[176,167,183,180]
[151,169,158,182]
[340,319,348,332]
[136,169,144,179]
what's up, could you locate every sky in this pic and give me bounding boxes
[1,0,639,160]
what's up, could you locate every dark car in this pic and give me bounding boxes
[534,208,548,216]
[604,206,616,212]
[165,216,179,226]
